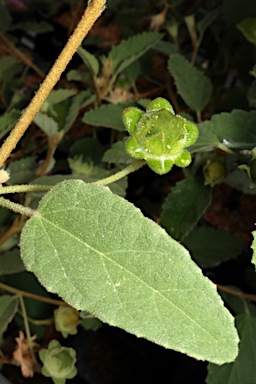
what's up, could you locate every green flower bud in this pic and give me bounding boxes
[68,155,94,177]
[54,306,80,338]
[204,159,227,186]
[250,158,256,181]
[39,340,77,384]
[122,97,198,175]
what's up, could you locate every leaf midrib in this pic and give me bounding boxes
[38,214,228,348]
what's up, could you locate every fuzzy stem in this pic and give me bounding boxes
[92,160,146,186]
[0,282,70,307]
[0,196,36,217]
[0,184,52,195]
[19,295,37,367]
[0,0,106,168]
[0,32,44,78]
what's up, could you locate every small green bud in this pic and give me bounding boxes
[39,340,77,384]
[122,97,198,175]
[54,306,80,338]
[68,155,94,176]
[204,159,227,186]
[250,158,256,181]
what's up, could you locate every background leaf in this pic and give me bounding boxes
[77,46,99,76]
[207,314,256,384]
[160,177,212,241]
[0,249,26,275]
[247,80,256,108]
[182,227,244,268]
[6,157,37,185]
[168,53,212,112]
[82,103,133,130]
[102,141,134,164]
[0,109,21,140]
[45,89,77,105]
[20,180,238,364]
[190,110,256,152]
[237,17,256,45]
[109,31,162,75]
[0,296,19,335]
[62,91,90,132]
[33,112,59,135]
[69,137,105,165]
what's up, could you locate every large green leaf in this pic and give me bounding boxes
[207,314,256,384]
[20,180,238,364]
[0,295,19,335]
[168,54,212,113]
[160,177,212,241]
[191,109,256,152]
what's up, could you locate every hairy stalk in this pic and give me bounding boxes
[0,184,52,194]
[0,0,106,168]
[93,160,146,186]
[19,295,37,367]
[0,32,44,78]
[0,196,36,216]
[0,282,70,307]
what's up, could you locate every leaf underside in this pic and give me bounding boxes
[20,180,238,364]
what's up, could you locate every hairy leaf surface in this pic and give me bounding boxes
[20,180,238,364]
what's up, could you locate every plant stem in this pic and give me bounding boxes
[0,0,106,168]
[92,160,146,186]
[0,282,70,307]
[0,32,45,78]
[0,184,52,195]
[196,110,202,123]
[217,143,235,155]
[217,284,256,302]
[0,196,36,217]
[19,295,37,367]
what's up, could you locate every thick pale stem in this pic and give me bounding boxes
[0,0,106,168]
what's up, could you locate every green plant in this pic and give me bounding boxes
[39,340,77,384]
[1,0,256,382]
[123,97,198,174]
